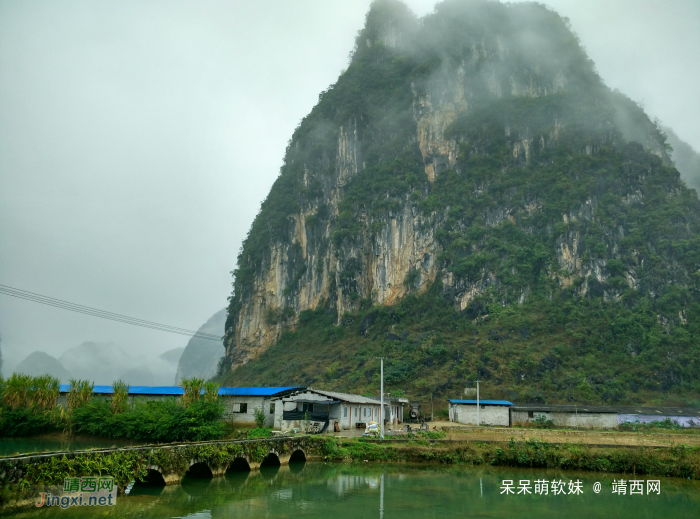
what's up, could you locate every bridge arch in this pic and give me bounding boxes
[185,459,214,479]
[289,449,306,463]
[260,451,281,467]
[133,466,167,487]
[227,456,252,473]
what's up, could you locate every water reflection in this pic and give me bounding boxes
[224,470,250,490]
[289,460,306,474]
[259,464,281,481]
[4,463,699,518]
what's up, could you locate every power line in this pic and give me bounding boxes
[0,284,222,341]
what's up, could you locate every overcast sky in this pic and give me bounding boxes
[1,0,698,372]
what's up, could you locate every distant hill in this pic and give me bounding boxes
[59,341,133,385]
[14,351,72,383]
[119,347,184,386]
[160,347,184,366]
[120,365,157,386]
[176,309,225,383]
[664,126,700,194]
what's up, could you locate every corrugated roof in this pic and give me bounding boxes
[58,385,304,397]
[292,388,382,405]
[511,404,700,416]
[368,396,410,403]
[449,399,514,406]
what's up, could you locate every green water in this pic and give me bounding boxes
[0,436,143,457]
[3,463,699,518]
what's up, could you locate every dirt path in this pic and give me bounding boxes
[431,421,700,448]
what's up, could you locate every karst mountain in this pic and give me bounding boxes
[218,0,700,406]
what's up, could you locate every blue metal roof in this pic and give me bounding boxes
[448,399,514,406]
[59,385,304,397]
[217,386,302,396]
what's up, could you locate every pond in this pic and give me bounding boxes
[2,462,698,518]
[0,436,145,457]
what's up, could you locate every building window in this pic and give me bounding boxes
[355,407,358,417]
[300,403,314,413]
[232,403,248,413]
[270,403,275,415]
[344,407,348,418]
[480,405,486,409]
[528,411,534,419]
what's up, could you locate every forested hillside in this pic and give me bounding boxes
[220,0,700,407]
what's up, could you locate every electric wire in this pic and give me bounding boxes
[0,284,222,341]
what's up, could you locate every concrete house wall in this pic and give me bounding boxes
[454,404,510,426]
[220,395,269,425]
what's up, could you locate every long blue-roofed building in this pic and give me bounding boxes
[58,385,305,426]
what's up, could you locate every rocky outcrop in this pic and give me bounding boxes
[223,0,685,374]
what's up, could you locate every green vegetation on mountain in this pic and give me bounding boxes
[222,0,700,408]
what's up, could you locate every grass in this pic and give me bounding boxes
[320,437,700,479]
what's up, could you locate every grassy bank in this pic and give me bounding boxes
[319,437,699,480]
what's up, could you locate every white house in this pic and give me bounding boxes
[368,395,408,426]
[270,388,385,432]
[448,399,513,426]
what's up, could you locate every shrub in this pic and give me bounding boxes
[253,406,266,428]
[111,380,129,414]
[0,406,54,437]
[203,382,220,403]
[181,377,206,407]
[71,398,225,442]
[2,373,32,408]
[0,374,65,436]
[248,427,272,438]
[67,379,94,410]
[532,415,555,429]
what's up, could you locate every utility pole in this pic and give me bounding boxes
[476,380,480,427]
[380,357,384,439]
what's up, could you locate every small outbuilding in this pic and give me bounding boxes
[448,399,513,426]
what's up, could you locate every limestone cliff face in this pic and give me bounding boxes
[223,0,685,373]
[227,114,445,368]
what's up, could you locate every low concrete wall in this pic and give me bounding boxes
[511,410,619,429]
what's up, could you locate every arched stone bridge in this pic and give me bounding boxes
[137,436,321,486]
[0,436,326,505]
